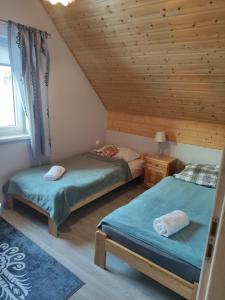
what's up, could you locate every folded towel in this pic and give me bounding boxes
[153,210,190,237]
[44,166,66,181]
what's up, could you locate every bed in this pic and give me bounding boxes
[95,176,216,300]
[3,151,144,236]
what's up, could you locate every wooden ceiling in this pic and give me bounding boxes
[42,0,225,125]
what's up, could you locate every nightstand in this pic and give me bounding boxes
[143,154,177,188]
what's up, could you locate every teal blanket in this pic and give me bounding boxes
[99,177,215,269]
[3,153,132,226]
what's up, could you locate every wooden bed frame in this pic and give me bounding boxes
[6,169,143,237]
[95,230,198,300]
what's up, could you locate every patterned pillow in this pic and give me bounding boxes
[174,164,219,188]
[95,145,119,158]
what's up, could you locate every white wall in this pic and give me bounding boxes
[106,130,222,165]
[0,0,106,197]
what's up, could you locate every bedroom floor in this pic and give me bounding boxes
[0,178,184,300]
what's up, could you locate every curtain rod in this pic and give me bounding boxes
[0,18,51,37]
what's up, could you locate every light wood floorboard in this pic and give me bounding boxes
[0,178,184,300]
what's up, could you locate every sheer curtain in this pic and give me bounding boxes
[8,21,51,166]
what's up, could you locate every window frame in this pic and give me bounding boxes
[0,47,29,143]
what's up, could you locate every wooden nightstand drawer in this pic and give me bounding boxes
[146,161,167,170]
[143,154,177,188]
[144,167,166,188]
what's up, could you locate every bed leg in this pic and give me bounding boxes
[48,218,58,237]
[6,197,14,210]
[95,230,107,269]
[191,282,198,300]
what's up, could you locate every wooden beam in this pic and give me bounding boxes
[105,239,196,299]
[48,218,58,237]
[5,196,14,210]
[95,230,107,269]
[95,231,198,300]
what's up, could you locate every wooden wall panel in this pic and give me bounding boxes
[108,112,225,149]
[42,0,225,124]
[42,0,225,148]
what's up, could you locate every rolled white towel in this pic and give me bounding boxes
[44,166,66,181]
[153,210,190,237]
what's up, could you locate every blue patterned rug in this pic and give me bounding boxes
[0,218,84,300]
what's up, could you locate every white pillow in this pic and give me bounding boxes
[115,147,140,162]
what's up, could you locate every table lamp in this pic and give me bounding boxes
[155,131,166,155]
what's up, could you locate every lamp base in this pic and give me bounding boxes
[158,142,164,156]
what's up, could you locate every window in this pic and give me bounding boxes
[0,21,28,142]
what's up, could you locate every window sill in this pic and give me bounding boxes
[0,134,30,144]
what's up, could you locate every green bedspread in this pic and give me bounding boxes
[99,176,216,269]
[3,152,132,226]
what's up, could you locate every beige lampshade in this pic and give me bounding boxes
[155,131,166,143]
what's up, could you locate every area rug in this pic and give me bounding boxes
[0,218,84,300]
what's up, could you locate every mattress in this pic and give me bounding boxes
[99,177,216,283]
[128,159,144,177]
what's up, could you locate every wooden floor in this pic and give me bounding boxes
[0,178,184,300]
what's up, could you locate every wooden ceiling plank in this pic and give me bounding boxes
[42,0,225,127]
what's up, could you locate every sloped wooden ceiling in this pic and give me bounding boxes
[42,0,225,149]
